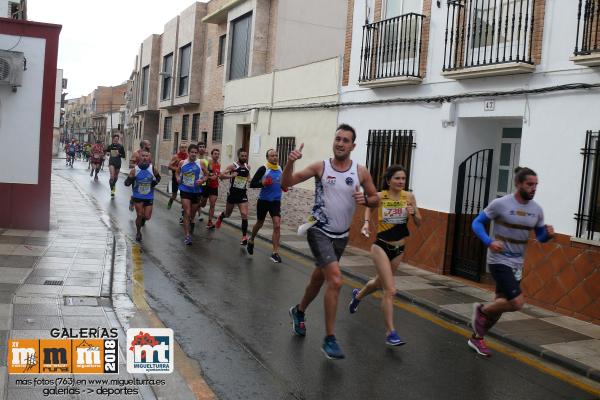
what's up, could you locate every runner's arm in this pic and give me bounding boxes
[152,167,161,187]
[168,155,179,172]
[219,164,237,180]
[472,212,492,247]
[249,166,266,188]
[198,163,209,185]
[361,192,381,237]
[124,168,135,186]
[408,192,422,227]
[120,146,126,159]
[281,160,321,188]
[357,165,379,208]
[534,226,551,242]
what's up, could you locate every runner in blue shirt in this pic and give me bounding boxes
[246,149,288,263]
[177,143,209,245]
[124,149,161,242]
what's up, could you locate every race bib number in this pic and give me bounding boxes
[183,172,196,187]
[138,182,151,195]
[381,200,407,224]
[233,176,247,189]
[110,149,119,158]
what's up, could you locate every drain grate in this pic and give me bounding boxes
[44,280,64,286]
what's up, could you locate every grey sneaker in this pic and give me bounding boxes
[270,253,282,263]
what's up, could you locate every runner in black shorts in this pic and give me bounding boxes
[215,148,251,245]
[246,149,287,263]
[105,134,126,197]
[349,165,422,346]
[470,167,554,357]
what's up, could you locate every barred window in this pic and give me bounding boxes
[212,111,224,142]
[181,114,189,141]
[163,117,172,140]
[366,129,416,190]
[575,130,600,241]
[191,113,200,142]
[276,136,295,169]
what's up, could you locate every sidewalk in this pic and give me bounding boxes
[0,172,197,399]
[154,180,600,383]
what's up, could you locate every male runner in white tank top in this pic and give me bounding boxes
[282,124,379,360]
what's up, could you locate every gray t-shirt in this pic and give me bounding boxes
[484,194,544,271]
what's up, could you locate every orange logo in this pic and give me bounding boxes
[40,339,71,374]
[72,339,104,374]
[8,339,39,374]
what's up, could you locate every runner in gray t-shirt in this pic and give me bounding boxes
[469,167,554,357]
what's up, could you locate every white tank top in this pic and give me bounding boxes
[312,159,359,238]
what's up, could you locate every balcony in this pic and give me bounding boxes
[571,0,600,66]
[358,13,426,88]
[442,0,537,80]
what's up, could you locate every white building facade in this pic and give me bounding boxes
[340,0,600,322]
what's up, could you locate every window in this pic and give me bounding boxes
[163,117,173,140]
[178,44,191,96]
[181,114,189,141]
[161,53,173,101]
[191,113,200,141]
[575,130,600,241]
[366,129,416,190]
[218,35,227,66]
[140,66,149,105]
[201,132,208,145]
[212,111,224,142]
[277,137,296,169]
[229,13,252,80]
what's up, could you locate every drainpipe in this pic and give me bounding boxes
[266,69,276,136]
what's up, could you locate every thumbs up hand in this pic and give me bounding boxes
[353,184,367,205]
[288,143,304,163]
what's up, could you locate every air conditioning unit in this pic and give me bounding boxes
[0,50,24,87]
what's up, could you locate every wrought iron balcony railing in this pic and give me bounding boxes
[575,0,600,56]
[443,0,536,71]
[359,13,425,82]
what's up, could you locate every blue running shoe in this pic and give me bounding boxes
[289,305,306,336]
[349,288,361,314]
[321,336,345,360]
[385,330,406,346]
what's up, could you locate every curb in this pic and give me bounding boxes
[151,185,600,384]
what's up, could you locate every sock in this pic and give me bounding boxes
[242,219,248,235]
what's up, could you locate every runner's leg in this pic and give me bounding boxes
[298,267,325,313]
[322,262,343,337]
[272,215,281,254]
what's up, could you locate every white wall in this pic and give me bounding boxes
[274,0,347,71]
[0,34,45,184]
[223,58,341,190]
[53,69,62,128]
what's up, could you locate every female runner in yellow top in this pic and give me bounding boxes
[349,165,421,346]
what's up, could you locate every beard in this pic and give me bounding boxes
[519,189,534,200]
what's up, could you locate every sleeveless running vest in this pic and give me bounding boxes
[179,159,203,193]
[132,165,156,200]
[377,190,410,242]
[208,162,220,189]
[258,167,283,202]
[229,162,250,194]
[312,159,359,238]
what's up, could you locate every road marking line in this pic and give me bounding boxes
[131,244,217,400]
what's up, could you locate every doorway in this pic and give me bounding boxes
[495,128,522,198]
[242,125,251,153]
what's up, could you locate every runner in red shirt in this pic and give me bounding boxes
[205,148,221,229]
[89,140,105,181]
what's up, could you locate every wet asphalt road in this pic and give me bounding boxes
[55,160,597,400]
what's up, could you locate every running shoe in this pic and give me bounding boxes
[349,288,361,314]
[215,213,224,229]
[321,336,345,360]
[471,303,488,338]
[184,235,192,246]
[198,215,204,222]
[385,330,406,346]
[289,305,306,337]
[240,235,248,246]
[206,221,215,230]
[270,253,282,263]
[167,199,173,210]
[94,176,98,182]
[179,216,184,225]
[468,337,491,357]
[135,232,142,242]
[246,240,254,255]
